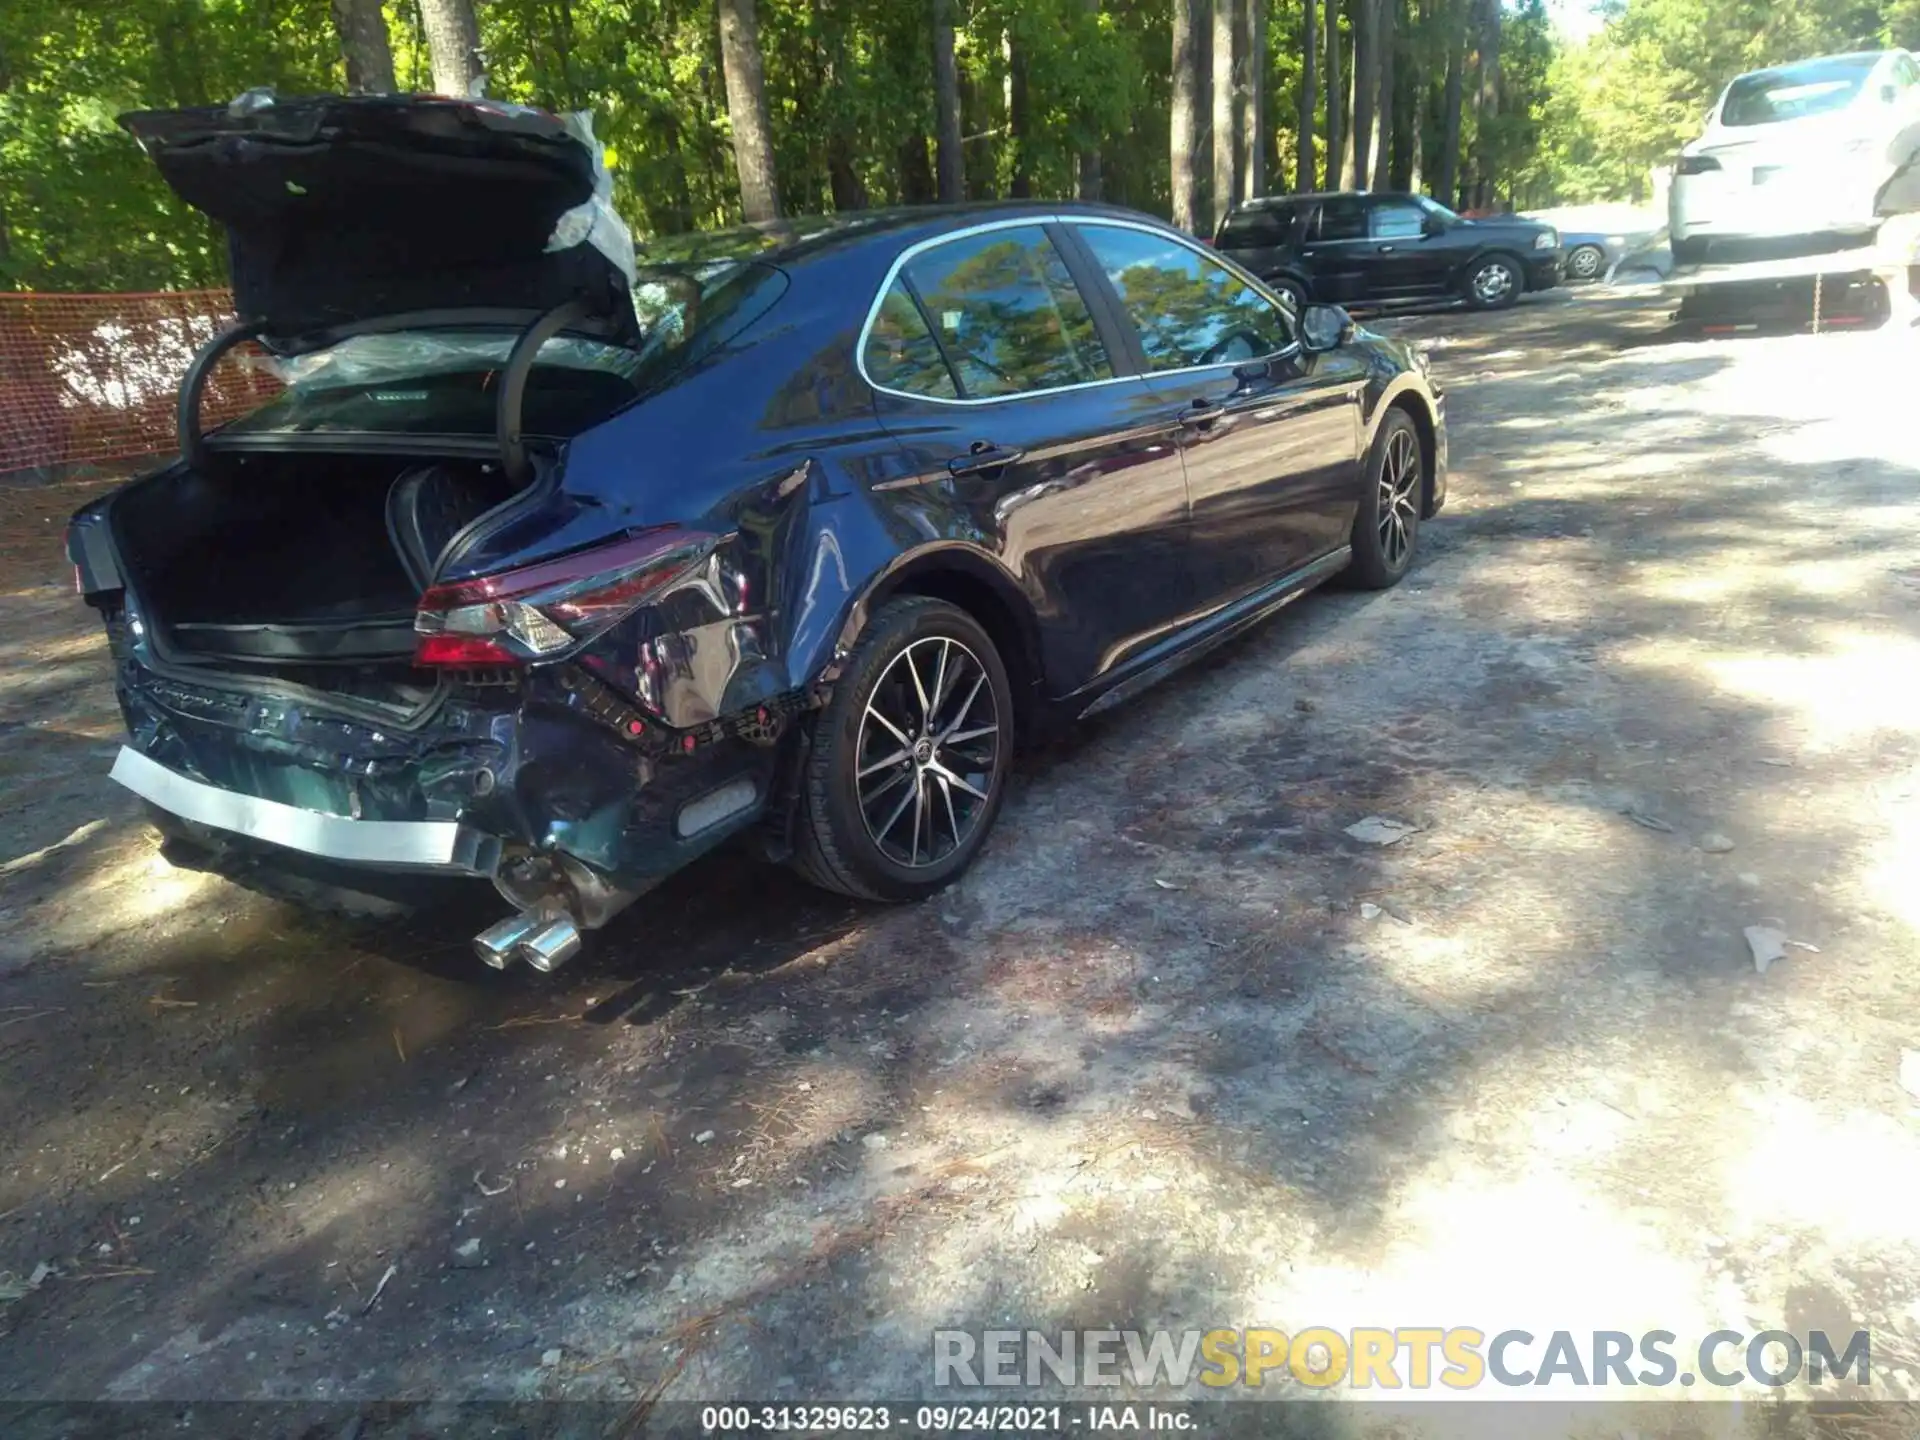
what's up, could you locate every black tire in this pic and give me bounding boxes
[1566,243,1606,282]
[790,596,1014,902]
[1343,409,1424,590]
[1463,253,1524,309]
[1268,275,1310,314]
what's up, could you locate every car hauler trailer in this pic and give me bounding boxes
[1665,218,1920,334]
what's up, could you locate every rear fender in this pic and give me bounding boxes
[825,542,1042,685]
[561,459,829,732]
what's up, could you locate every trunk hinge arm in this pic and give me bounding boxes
[179,318,268,471]
[498,299,589,485]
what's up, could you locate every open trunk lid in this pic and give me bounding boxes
[119,94,639,352]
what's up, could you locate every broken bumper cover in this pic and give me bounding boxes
[110,745,501,874]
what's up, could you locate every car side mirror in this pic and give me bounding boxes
[1882,83,1899,104]
[1301,304,1354,354]
[1423,214,1450,237]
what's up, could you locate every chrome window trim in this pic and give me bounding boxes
[854,213,1300,409]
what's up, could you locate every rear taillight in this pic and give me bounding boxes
[413,526,721,668]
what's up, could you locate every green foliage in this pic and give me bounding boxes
[7,0,1914,291]
[1,0,341,289]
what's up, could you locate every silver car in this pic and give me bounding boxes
[1670,49,1920,265]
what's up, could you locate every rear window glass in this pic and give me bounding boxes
[221,262,786,438]
[1722,55,1879,126]
[1218,207,1298,248]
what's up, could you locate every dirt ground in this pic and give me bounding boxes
[3,289,1920,1433]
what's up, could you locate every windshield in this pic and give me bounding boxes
[1721,55,1878,127]
[221,260,784,438]
[1416,195,1462,224]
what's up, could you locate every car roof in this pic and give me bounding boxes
[1730,49,1897,84]
[633,200,1177,270]
[1229,190,1421,212]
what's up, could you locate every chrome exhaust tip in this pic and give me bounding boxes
[517,916,583,973]
[473,912,544,970]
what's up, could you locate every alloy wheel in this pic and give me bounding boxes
[1473,261,1515,303]
[1568,245,1604,281]
[1377,426,1421,569]
[855,636,1002,868]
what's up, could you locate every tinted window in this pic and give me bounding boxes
[1894,55,1918,89]
[1370,200,1427,239]
[1722,55,1877,126]
[1314,197,1369,241]
[1076,225,1292,372]
[1218,206,1298,248]
[897,226,1111,398]
[863,282,958,399]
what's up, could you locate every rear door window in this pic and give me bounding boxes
[863,283,959,399]
[1313,197,1369,241]
[876,225,1113,400]
[1074,224,1293,372]
[1218,206,1298,248]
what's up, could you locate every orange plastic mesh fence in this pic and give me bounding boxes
[0,290,283,476]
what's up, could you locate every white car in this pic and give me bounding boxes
[1670,49,1920,266]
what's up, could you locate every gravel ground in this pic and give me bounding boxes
[2,288,1919,1436]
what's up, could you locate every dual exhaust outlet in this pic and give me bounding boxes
[472,910,583,973]
[472,852,649,974]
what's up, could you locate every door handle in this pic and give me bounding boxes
[1377,245,1396,253]
[948,443,1024,478]
[1178,400,1226,431]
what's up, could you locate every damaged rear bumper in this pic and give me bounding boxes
[111,655,800,966]
[110,746,501,873]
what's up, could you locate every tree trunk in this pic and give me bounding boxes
[1474,0,1501,208]
[1297,0,1317,192]
[657,112,696,234]
[1239,0,1265,200]
[418,0,483,97]
[331,0,397,93]
[1171,0,1202,232]
[718,0,782,223]
[1439,0,1464,207]
[822,10,868,211]
[1010,32,1033,198]
[1372,0,1395,192]
[899,134,937,204]
[829,151,869,210]
[1395,55,1419,190]
[1211,0,1237,230]
[1349,0,1376,191]
[1078,0,1104,200]
[1324,0,1342,190]
[932,0,963,203]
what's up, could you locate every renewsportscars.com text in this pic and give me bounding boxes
[932,1327,1871,1390]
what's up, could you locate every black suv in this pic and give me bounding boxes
[1215,191,1562,311]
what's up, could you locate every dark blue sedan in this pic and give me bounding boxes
[69,95,1447,973]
